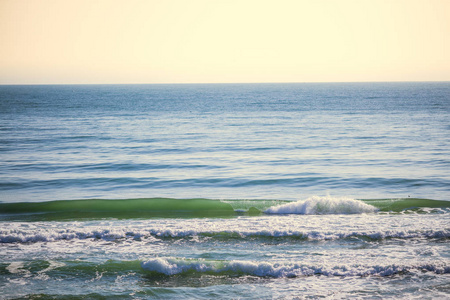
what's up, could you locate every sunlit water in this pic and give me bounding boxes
[0,83,449,299]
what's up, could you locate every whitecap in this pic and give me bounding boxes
[264,195,377,215]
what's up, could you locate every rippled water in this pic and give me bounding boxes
[0,82,449,299]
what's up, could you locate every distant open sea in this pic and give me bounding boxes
[0,82,449,299]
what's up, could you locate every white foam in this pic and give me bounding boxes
[0,228,158,243]
[1,227,448,243]
[148,228,450,240]
[264,196,377,215]
[6,262,30,275]
[141,258,450,277]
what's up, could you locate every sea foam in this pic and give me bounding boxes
[141,258,450,277]
[265,196,377,215]
[2,227,448,243]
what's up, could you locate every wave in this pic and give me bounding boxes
[0,198,239,221]
[264,196,377,214]
[1,227,448,244]
[2,258,448,279]
[141,258,450,277]
[363,198,450,212]
[0,197,449,221]
[146,228,450,241]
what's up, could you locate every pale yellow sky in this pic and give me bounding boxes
[0,0,449,84]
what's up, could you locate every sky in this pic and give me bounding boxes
[0,0,449,84]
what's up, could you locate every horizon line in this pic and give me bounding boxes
[1,80,449,86]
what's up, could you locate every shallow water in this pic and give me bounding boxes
[0,82,449,298]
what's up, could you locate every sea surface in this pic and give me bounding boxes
[0,82,449,299]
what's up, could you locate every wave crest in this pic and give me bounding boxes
[265,196,377,215]
[141,258,450,277]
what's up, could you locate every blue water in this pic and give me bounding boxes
[1,82,449,202]
[0,82,449,299]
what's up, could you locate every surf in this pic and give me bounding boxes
[3,258,448,279]
[264,195,377,214]
[0,198,237,220]
[141,257,450,277]
[1,196,449,221]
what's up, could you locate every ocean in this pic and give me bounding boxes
[0,82,449,299]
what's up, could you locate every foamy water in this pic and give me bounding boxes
[265,195,378,214]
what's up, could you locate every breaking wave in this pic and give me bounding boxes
[141,257,450,277]
[0,197,448,221]
[3,258,448,280]
[264,195,377,214]
[1,227,448,244]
